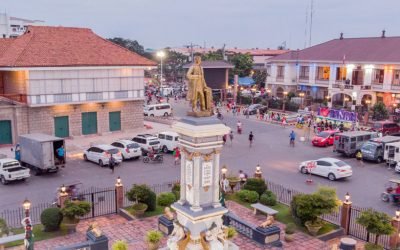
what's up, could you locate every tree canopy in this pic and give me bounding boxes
[163,50,189,82]
[229,53,254,77]
[252,69,267,88]
[201,50,224,61]
[107,37,149,58]
[356,209,394,245]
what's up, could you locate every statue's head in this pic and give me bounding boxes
[194,56,202,65]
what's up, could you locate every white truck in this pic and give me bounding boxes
[0,158,30,185]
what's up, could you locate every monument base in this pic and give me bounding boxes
[186,110,213,117]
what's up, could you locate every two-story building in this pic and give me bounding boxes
[0,13,44,38]
[266,32,400,108]
[0,26,156,145]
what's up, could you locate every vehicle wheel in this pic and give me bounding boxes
[34,167,42,176]
[159,155,164,163]
[300,167,308,174]
[325,142,329,147]
[83,154,88,161]
[143,157,149,163]
[150,114,154,117]
[163,146,169,153]
[381,193,390,202]
[122,154,126,161]
[328,173,336,181]
[99,160,104,167]
[164,112,168,117]
[0,176,7,185]
[376,157,383,164]
[134,156,140,160]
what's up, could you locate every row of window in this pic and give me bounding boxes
[272,65,400,85]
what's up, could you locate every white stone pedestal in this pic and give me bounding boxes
[167,116,237,250]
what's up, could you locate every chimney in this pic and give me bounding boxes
[382,29,386,38]
[340,32,344,40]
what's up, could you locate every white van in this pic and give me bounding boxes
[158,131,179,153]
[144,103,172,117]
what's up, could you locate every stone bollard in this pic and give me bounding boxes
[115,177,124,211]
[340,201,352,235]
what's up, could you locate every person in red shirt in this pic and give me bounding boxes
[391,184,400,202]
[174,147,180,166]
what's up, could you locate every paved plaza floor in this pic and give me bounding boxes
[7,200,367,250]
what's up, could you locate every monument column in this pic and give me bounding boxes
[190,152,202,212]
[212,149,221,207]
[178,152,186,205]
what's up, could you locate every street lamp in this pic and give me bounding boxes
[299,92,305,109]
[61,184,66,194]
[282,91,288,112]
[116,176,122,187]
[23,198,31,217]
[396,209,400,220]
[254,164,262,179]
[344,192,351,204]
[221,165,228,179]
[156,50,166,86]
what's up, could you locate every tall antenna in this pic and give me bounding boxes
[309,0,314,47]
[304,3,309,49]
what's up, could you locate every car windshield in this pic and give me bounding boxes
[362,142,377,150]
[127,143,139,149]
[107,149,120,154]
[373,123,383,129]
[335,161,348,167]
[318,132,330,138]
[149,140,160,145]
[3,161,20,168]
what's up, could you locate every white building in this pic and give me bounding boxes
[267,32,400,108]
[0,13,44,38]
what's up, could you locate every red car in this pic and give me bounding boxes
[312,130,338,147]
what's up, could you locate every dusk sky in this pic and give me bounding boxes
[3,0,400,50]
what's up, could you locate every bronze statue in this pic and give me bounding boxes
[186,56,213,115]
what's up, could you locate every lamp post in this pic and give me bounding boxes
[254,164,262,179]
[352,91,357,111]
[116,176,122,187]
[299,92,305,109]
[221,165,228,179]
[23,198,31,218]
[156,50,165,86]
[22,198,34,250]
[282,91,288,112]
[344,192,351,205]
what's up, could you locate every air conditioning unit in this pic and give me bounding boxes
[297,86,302,91]
[292,79,296,83]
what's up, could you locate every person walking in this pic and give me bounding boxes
[109,154,116,174]
[56,145,65,168]
[229,131,234,146]
[249,131,254,147]
[173,147,180,166]
[222,134,227,145]
[289,130,296,147]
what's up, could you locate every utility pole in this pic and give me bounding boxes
[309,0,314,47]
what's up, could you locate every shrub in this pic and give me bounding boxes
[243,178,266,196]
[285,223,296,234]
[112,240,128,250]
[236,190,259,203]
[260,191,277,206]
[0,218,9,236]
[157,192,176,207]
[171,183,180,200]
[61,200,91,222]
[372,102,389,121]
[40,207,63,231]
[356,209,394,246]
[226,227,237,239]
[364,243,384,250]
[146,230,163,244]
[126,184,157,212]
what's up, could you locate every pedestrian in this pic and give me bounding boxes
[56,145,65,168]
[237,106,241,115]
[173,147,180,166]
[222,134,227,145]
[281,116,287,128]
[256,109,260,120]
[249,131,254,147]
[229,131,234,146]
[109,154,115,174]
[246,107,250,119]
[238,170,247,187]
[14,143,21,162]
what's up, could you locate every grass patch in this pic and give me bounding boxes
[5,224,68,247]
[225,193,337,236]
[124,205,166,218]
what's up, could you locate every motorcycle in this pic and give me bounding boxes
[143,153,163,163]
[381,179,400,206]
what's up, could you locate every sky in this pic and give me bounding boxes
[2,0,400,50]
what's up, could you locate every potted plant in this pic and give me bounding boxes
[0,218,9,237]
[131,202,148,217]
[356,209,394,248]
[61,200,91,233]
[145,230,163,250]
[225,226,237,240]
[112,240,129,250]
[284,223,296,242]
[226,171,240,193]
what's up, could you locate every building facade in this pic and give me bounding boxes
[0,26,155,145]
[0,13,44,38]
[266,33,400,109]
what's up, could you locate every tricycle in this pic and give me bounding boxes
[53,181,85,205]
[381,179,400,206]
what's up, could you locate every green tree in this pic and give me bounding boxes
[201,50,224,61]
[252,69,267,88]
[372,102,389,121]
[229,53,253,77]
[163,50,189,82]
[356,209,394,245]
[108,37,147,57]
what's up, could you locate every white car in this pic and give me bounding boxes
[0,158,30,185]
[132,134,161,155]
[158,131,179,153]
[298,157,352,181]
[111,140,141,160]
[83,144,123,167]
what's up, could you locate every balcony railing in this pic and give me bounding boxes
[276,76,284,82]
[0,93,27,103]
[372,84,383,90]
[361,85,371,90]
[332,83,354,90]
[299,76,309,81]
[391,85,400,90]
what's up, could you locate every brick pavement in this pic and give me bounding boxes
[7,201,349,250]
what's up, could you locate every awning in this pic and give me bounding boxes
[229,77,255,86]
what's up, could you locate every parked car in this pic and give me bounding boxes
[312,130,338,147]
[157,131,179,153]
[371,121,400,135]
[83,144,122,167]
[298,157,353,181]
[144,103,172,117]
[361,136,400,163]
[0,158,30,185]
[243,104,268,115]
[111,140,141,160]
[334,131,378,157]
[131,134,161,155]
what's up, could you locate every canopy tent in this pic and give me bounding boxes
[229,77,255,86]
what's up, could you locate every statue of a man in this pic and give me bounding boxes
[186,56,212,113]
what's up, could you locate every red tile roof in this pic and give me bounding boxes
[0,26,156,67]
[269,37,400,63]
[171,47,288,57]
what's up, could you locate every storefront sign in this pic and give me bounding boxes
[318,107,357,122]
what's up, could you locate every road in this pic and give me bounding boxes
[0,100,398,216]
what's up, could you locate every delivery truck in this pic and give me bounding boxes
[18,133,65,175]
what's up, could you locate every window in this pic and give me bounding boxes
[111,142,123,148]
[266,65,271,76]
[158,134,166,139]
[393,70,400,85]
[335,67,347,81]
[175,137,179,141]
[107,148,119,154]
[299,66,309,80]
[277,66,285,79]
[372,69,384,84]
[166,135,173,141]
[316,161,331,166]
[316,66,330,80]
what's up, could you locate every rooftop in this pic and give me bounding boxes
[269,35,400,63]
[172,47,288,57]
[0,26,156,68]
[183,60,234,69]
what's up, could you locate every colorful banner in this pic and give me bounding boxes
[317,107,357,122]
